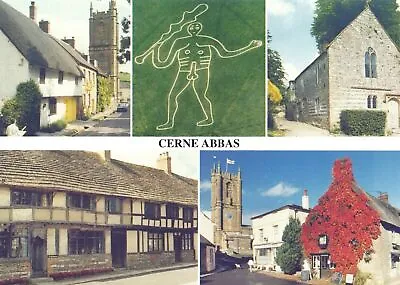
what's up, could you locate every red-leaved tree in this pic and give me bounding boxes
[301,158,381,274]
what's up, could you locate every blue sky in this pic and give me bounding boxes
[3,0,131,72]
[200,151,400,224]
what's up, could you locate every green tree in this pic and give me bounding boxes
[97,77,113,112]
[276,217,303,275]
[118,0,131,64]
[267,31,286,130]
[1,80,42,135]
[312,0,400,52]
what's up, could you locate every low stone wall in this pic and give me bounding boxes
[48,254,112,279]
[127,252,175,270]
[0,258,30,284]
[181,250,195,263]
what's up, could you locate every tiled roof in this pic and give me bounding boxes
[0,151,197,206]
[0,0,82,76]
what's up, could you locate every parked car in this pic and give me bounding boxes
[117,102,129,112]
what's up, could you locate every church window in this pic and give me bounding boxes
[365,48,377,78]
[367,96,377,109]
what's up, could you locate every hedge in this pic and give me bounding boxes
[340,110,386,136]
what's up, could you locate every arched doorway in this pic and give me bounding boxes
[388,99,400,129]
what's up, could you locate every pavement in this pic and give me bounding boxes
[36,102,130,137]
[31,262,197,285]
[275,117,332,137]
[201,268,301,285]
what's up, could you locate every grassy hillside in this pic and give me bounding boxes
[133,0,265,136]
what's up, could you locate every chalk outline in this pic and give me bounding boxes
[135,4,263,131]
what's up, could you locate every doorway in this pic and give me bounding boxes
[111,229,127,268]
[31,236,46,277]
[173,233,182,262]
[388,99,399,129]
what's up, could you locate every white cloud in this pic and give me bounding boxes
[200,180,212,192]
[262,182,300,197]
[267,0,295,17]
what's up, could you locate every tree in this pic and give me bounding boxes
[118,0,131,64]
[312,0,400,52]
[301,158,381,274]
[97,77,113,112]
[276,217,303,274]
[1,80,42,135]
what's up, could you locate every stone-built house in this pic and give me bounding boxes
[200,235,216,274]
[0,1,103,128]
[0,151,198,283]
[293,5,400,131]
[251,190,310,271]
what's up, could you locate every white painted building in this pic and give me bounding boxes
[251,190,310,271]
[0,1,100,128]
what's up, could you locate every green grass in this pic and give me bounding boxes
[133,0,265,136]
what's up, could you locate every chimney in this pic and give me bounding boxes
[29,1,37,22]
[39,20,50,33]
[62,37,75,49]
[157,152,172,175]
[97,150,111,162]
[302,189,310,210]
[378,192,389,204]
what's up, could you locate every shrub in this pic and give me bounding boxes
[276,217,303,274]
[97,77,113,112]
[40,120,66,133]
[1,80,42,135]
[354,271,372,285]
[340,110,386,136]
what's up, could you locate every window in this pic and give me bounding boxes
[75,76,79,85]
[315,97,320,114]
[12,190,42,206]
[365,48,377,78]
[367,96,377,109]
[68,230,104,255]
[144,202,161,219]
[259,248,267,256]
[58,71,64,84]
[148,232,164,252]
[40,68,46,84]
[182,233,193,250]
[316,64,319,86]
[183,207,193,222]
[0,227,28,258]
[392,253,399,269]
[68,193,95,211]
[273,225,279,241]
[49,97,57,115]
[106,197,122,214]
[259,228,264,242]
[166,204,179,219]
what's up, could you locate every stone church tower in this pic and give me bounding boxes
[89,1,119,99]
[211,163,252,255]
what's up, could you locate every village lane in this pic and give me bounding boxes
[275,116,332,137]
[80,267,197,285]
[76,109,130,136]
[201,269,300,285]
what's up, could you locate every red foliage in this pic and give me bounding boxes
[301,158,381,274]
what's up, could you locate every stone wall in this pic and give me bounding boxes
[48,254,112,279]
[328,7,400,130]
[0,258,30,284]
[181,250,195,263]
[127,252,175,270]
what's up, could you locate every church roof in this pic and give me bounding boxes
[0,0,82,76]
[0,151,197,206]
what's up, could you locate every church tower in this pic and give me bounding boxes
[89,0,119,99]
[211,163,242,248]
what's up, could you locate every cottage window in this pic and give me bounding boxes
[182,233,193,250]
[68,230,104,255]
[365,48,377,78]
[58,71,64,84]
[49,97,57,115]
[68,193,95,211]
[39,68,46,84]
[148,232,164,252]
[166,204,179,219]
[12,190,42,206]
[106,197,122,214]
[259,248,267,256]
[183,207,193,222]
[144,202,161,219]
[0,228,28,258]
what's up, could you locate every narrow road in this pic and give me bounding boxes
[80,267,197,285]
[77,110,130,136]
[201,269,300,285]
[275,117,332,137]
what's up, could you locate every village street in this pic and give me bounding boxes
[79,267,197,285]
[274,117,332,137]
[201,270,299,285]
[75,109,130,136]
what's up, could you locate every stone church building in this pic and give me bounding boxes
[89,0,120,99]
[210,164,252,256]
[293,5,400,132]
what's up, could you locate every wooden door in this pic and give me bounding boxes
[31,236,46,277]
